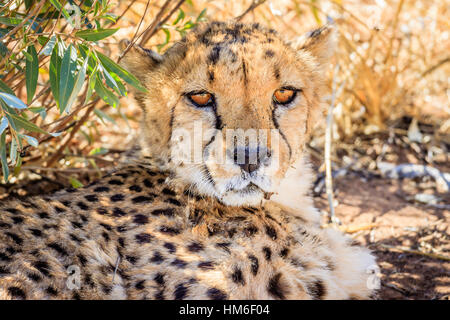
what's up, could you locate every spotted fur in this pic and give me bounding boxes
[0,21,376,300]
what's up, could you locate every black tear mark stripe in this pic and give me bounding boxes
[241,60,248,86]
[268,273,287,300]
[271,108,292,159]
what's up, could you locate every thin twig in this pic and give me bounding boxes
[379,244,450,262]
[235,0,267,21]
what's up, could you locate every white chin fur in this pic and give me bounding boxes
[219,189,264,207]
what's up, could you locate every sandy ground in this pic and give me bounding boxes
[314,175,449,300]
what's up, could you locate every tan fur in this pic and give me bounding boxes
[0,21,376,300]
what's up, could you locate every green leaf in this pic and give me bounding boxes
[59,45,78,113]
[0,132,9,181]
[9,137,17,166]
[26,45,39,104]
[0,92,27,109]
[7,113,60,136]
[173,9,185,25]
[85,66,98,104]
[75,28,119,41]
[29,106,47,119]
[65,55,89,113]
[20,134,39,147]
[196,8,207,22]
[41,36,57,56]
[49,43,61,108]
[94,77,119,108]
[0,17,23,26]
[69,176,84,188]
[0,117,8,135]
[0,80,15,95]
[89,147,108,155]
[49,0,72,21]
[96,51,146,92]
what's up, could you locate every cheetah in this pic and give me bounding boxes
[0,21,376,300]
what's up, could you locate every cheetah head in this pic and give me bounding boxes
[121,21,335,207]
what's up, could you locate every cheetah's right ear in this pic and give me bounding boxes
[119,40,163,83]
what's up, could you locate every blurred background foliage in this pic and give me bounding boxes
[0,0,448,194]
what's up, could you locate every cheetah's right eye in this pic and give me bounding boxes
[186,92,214,107]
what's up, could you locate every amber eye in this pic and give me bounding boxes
[188,92,213,107]
[273,88,297,105]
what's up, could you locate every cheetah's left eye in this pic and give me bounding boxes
[273,88,298,105]
[187,92,214,107]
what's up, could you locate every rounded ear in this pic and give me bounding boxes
[119,40,163,83]
[291,24,337,65]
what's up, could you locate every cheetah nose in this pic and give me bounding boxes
[233,147,270,174]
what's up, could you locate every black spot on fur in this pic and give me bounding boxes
[265,49,275,58]
[231,268,245,285]
[263,247,272,261]
[77,254,87,266]
[113,207,126,217]
[280,247,289,258]
[143,179,154,188]
[265,225,277,240]
[54,206,66,213]
[244,225,258,237]
[133,214,148,224]
[33,261,51,277]
[160,225,180,235]
[208,70,215,82]
[77,202,89,210]
[100,223,112,231]
[110,194,125,202]
[207,288,227,300]
[126,255,138,264]
[129,185,142,192]
[29,228,42,237]
[174,283,188,300]
[0,252,11,262]
[154,273,165,285]
[150,251,164,264]
[27,273,42,282]
[152,208,174,217]
[8,286,26,299]
[171,258,187,268]
[164,242,176,253]
[198,261,215,270]
[84,194,98,202]
[38,212,49,219]
[96,207,108,215]
[135,280,145,290]
[248,255,259,276]
[108,179,124,185]
[187,242,204,252]
[131,195,154,203]
[165,198,181,206]
[216,242,231,253]
[6,232,23,245]
[5,208,20,214]
[46,286,58,296]
[48,242,68,256]
[268,273,287,299]
[208,45,221,65]
[12,216,23,224]
[94,186,110,192]
[162,188,176,196]
[135,233,152,244]
[307,279,326,300]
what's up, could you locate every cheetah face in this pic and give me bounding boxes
[121,22,335,206]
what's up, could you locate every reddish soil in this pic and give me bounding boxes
[314,176,449,300]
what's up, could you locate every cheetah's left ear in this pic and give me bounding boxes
[119,40,163,84]
[291,24,337,65]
